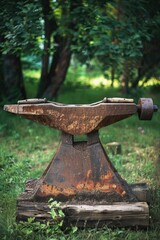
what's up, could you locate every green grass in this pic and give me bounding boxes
[0,69,160,239]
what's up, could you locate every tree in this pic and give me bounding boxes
[119,0,160,91]
[71,0,160,93]
[2,53,26,100]
[103,0,160,91]
[37,0,89,99]
[0,0,42,101]
[131,0,160,88]
[37,0,72,99]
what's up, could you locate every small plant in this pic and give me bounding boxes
[48,198,78,236]
[15,217,49,237]
[48,198,65,234]
[48,199,65,223]
[6,198,77,240]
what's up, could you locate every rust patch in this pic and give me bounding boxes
[37,182,126,198]
[38,184,76,197]
[76,171,126,196]
[100,172,113,182]
[76,181,126,196]
[37,169,126,198]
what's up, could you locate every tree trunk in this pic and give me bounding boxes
[111,66,115,87]
[37,0,56,98]
[3,53,26,101]
[121,61,129,94]
[42,38,71,99]
[0,54,4,101]
[37,28,51,97]
[132,39,160,89]
[37,0,81,100]
[0,34,5,101]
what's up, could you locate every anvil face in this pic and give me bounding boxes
[4,102,137,135]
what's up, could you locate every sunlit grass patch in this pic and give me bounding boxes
[23,69,40,98]
[139,77,160,87]
[23,69,40,80]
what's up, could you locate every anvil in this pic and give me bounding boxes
[4,98,158,204]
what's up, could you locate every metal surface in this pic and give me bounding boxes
[18,98,47,104]
[4,97,158,203]
[4,98,158,134]
[23,131,137,202]
[137,98,157,120]
[4,100,137,135]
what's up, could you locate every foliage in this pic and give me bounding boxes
[48,199,65,226]
[1,198,77,240]
[12,200,66,240]
[0,0,42,54]
[70,0,160,89]
[1,0,160,100]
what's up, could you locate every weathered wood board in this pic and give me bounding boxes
[63,202,149,227]
[17,201,149,228]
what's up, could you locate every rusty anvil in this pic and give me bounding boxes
[4,98,158,204]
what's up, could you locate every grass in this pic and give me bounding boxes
[0,67,160,239]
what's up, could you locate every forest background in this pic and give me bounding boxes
[0,0,160,101]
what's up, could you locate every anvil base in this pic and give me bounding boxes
[17,180,149,227]
[16,131,150,227]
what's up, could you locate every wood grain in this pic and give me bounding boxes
[17,200,149,227]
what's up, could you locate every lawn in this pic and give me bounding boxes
[0,71,160,239]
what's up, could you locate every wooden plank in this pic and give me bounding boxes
[17,201,149,227]
[63,202,149,227]
[62,202,149,220]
